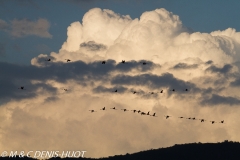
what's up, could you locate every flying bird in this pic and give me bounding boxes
[89,110,96,113]
[45,58,51,61]
[110,107,117,110]
[18,86,25,90]
[149,92,155,94]
[102,61,106,64]
[137,110,141,113]
[121,60,126,64]
[132,91,138,94]
[131,110,137,113]
[62,88,68,91]
[220,120,224,123]
[121,109,128,112]
[171,89,175,91]
[101,107,106,111]
[200,119,205,122]
[165,115,171,119]
[147,111,150,115]
[185,89,188,91]
[151,113,157,117]
[141,112,146,115]
[113,89,118,92]
[159,90,163,93]
[178,117,184,119]
[210,121,215,124]
[142,62,147,65]
[65,59,71,62]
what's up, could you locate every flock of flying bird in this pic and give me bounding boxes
[18,58,225,125]
[89,104,224,125]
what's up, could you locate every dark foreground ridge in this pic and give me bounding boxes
[1,141,240,160]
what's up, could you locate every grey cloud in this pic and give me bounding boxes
[230,78,240,87]
[0,43,6,56]
[0,19,9,31]
[111,72,200,93]
[206,64,233,74]
[0,59,156,103]
[205,60,213,65]
[93,86,128,94]
[171,63,198,70]
[201,94,240,106]
[80,41,107,51]
[10,18,52,38]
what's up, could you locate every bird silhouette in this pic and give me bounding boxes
[159,90,163,93]
[141,112,146,115]
[18,86,25,90]
[65,59,71,62]
[171,89,175,91]
[121,109,128,112]
[178,117,184,119]
[113,89,118,92]
[186,117,192,120]
[121,60,126,64]
[62,88,68,91]
[192,117,196,120]
[102,61,106,64]
[151,113,157,117]
[110,107,117,110]
[132,91,138,94]
[146,111,150,115]
[149,92,155,94]
[165,115,171,119]
[131,110,137,113]
[45,58,51,61]
[137,110,141,113]
[200,119,205,122]
[89,110,96,113]
[101,107,106,111]
[210,121,215,124]
[185,89,188,91]
[220,120,224,123]
[142,62,147,65]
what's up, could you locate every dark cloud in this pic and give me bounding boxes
[80,41,107,51]
[0,59,156,103]
[230,78,240,87]
[205,60,213,65]
[0,19,9,31]
[111,72,200,93]
[93,86,128,94]
[206,64,233,74]
[0,43,6,56]
[171,63,198,70]
[201,94,240,106]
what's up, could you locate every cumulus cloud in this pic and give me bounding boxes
[0,18,52,38]
[2,7,240,158]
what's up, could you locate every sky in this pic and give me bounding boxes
[1,0,240,158]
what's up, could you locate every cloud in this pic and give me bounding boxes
[0,43,6,56]
[2,7,240,158]
[201,94,240,106]
[205,64,233,74]
[0,19,9,31]
[80,41,107,51]
[171,63,198,70]
[0,18,52,38]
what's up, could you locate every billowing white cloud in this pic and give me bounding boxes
[2,8,240,158]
